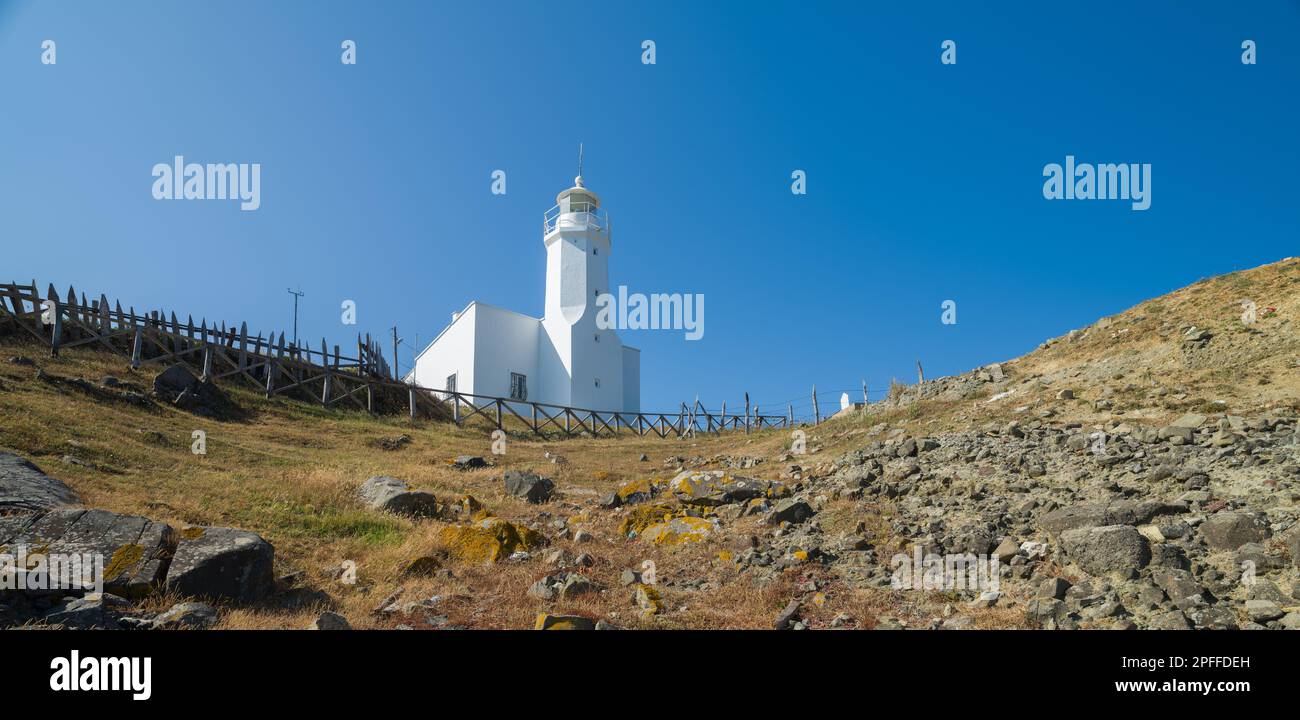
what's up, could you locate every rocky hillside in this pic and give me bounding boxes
[2,257,1298,630]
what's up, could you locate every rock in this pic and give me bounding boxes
[152,601,218,629]
[0,452,80,514]
[774,599,801,630]
[534,613,596,630]
[1170,413,1208,429]
[669,470,787,507]
[42,593,112,629]
[640,516,714,545]
[164,526,275,603]
[527,571,598,601]
[1038,577,1070,600]
[1245,599,1284,623]
[375,435,411,451]
[767,499,814,525]
[357,476,438,518]
[452,455,487,469]
[608,477,665,507]
[1039,500,1184,536]
[573,530,593,543]
[503,470,555,503]
[992,537,1020,563]
[152,364,229,415]
[0,508,174,599]
[633,584,663,616]
[438,517,544,563]
[1148,609,1192,630]
[1056,389,1075,400]
[1200,510,1270,551]
[310,611,351,630]
[1059,525,1150,576]
[620,569,642,586]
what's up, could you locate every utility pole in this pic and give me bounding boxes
[391,325,402,382]
[286,287,304,347]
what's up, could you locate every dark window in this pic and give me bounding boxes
[510,372,527,401]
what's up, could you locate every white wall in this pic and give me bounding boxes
[470,304,540,401]
[410,304,477,396]
[622,346,640,412]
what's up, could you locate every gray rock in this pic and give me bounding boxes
[42,594,111,629]
[452,455,486,470]
[774,599,801,630]
[357,476,438,518]
[1148,609,1192,630]
[0,508,174,599]
[1245,599,1284,623]
[0,452,80,514]
[1200,510,1270,551]
[503,470,555,503]
[669,469,786,507]
[527,571,598,601]
[152,601,218,629]
[164,526,274,603]
[1060,525,1151,576]
[768,499,814,525]
[310,611,351,630]
[1039,500,1184,536]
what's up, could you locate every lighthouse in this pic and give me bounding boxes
[407,160,640,413]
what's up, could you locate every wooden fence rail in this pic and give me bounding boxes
[0,279,790,439]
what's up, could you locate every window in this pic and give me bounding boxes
[445,374,457,393]
[594,378,601,388]
[593,247,598,255]
[594,333,600,342]
[510,372,527,401]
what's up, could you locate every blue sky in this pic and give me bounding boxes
[1,1,1296,418]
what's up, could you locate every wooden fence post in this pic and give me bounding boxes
[48,298,62,357]
[744,392,750,434]
[812,385,820,425]
[131,326,143,369]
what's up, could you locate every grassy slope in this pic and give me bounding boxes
[1,257,1295,628]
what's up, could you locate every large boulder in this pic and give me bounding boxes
[152,364,230,417]
[0,508,175,598]
[504,470,555,503]
[358,476,438,518]
[1059,524,1151,576]
[164,526,275,603]
[1200,510,1271,551]
[669,470,788,507]
[438,517,545,563]
[1039,499,1185,536]
[0,452,79,514]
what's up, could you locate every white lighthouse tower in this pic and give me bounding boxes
[407,153,640,413]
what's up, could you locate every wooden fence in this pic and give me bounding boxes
[0,279,791,439]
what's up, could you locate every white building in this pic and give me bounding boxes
[406,173,640,412]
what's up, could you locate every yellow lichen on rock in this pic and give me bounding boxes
[640,516,714,545]
[438,517,543,564]
[618,504,678,537]
[633,583,663,616]
[455,494,493,521]
[616,477,664,504]
[103,544,144,581]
